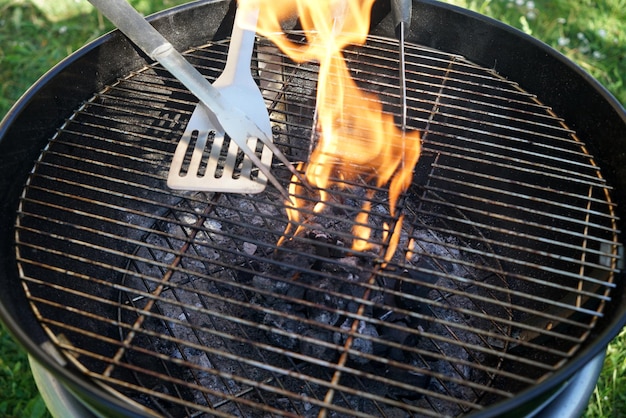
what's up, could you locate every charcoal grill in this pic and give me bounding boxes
[1,0,625,417]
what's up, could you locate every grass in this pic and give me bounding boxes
[0,0,190,115]
[0,327,47,418]
[445,0,626,106]
[0,0,624,417]
[589,328,626,418]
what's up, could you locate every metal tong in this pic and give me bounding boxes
[391,0,412,131]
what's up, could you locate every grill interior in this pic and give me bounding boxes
[14,32,620,417]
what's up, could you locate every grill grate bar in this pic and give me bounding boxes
[49,133,171,163]
[423,114,589,159]
[15,238,600,414]
[37,153,168,184]
[58,125,175,156]
[48,329,307,417]
[41,317,491,417]
[18,178,608,334]
[432,164,614,212]
[43,119,613,224]
[17,233,592,368]
[186,40,584,159]
[15,32,621,417]
[408,217,617,292]
[20,267,570,387]
[18,256,596,370]
[422,136,604,184]
[83,100,188,136]
[417,209,619,267]
[19,173,614,298]
[411,215,616,292]
[124,264,287,415]
[23,304,540,418]
[424,181,616,235]
[71,58,603,186]
[29,283,522,406]
[18,178,603,332]
[19,205,589,356]
[18,186,613,315]
[346,39,540,99]
[72,96,604,196]
[418,194,619,250]
[342,45,582,136]
[412,101,577,141]
[127,210,319,416]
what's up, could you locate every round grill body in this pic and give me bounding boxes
[0,1,625,417]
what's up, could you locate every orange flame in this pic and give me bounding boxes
[240,0,421,261]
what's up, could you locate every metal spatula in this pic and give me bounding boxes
[167,6,273,194]
[87,0,301,199]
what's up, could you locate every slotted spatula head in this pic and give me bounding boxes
[167,102,273,193]
[167,5,278,194]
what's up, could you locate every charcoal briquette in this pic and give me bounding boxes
[386,367,431,401]
[263,304,304,350]
[333,318,378,365]
[300,328,337,360]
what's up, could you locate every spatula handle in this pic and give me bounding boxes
[218,6,260,86]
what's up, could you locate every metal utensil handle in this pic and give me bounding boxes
[391,0,412,131]
[216,6,260,86]
[87,0,170,56]
[86,0,268,142]
[391,0,412,39]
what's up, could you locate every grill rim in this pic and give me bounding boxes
[0,0,624,417]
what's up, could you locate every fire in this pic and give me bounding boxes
[239,0,421,262]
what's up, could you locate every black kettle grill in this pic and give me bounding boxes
[0,0,624,416]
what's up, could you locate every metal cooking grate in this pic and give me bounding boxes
[15,33,621,417]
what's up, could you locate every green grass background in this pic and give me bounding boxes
[0,0,624,417]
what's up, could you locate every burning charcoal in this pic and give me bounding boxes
[336,256,360,269]
[338,280,378,318]
[351,323,378,365]
[271,224,346,270]
[333,318,378,365]
[378,310,410,326]
[307,304,341,327]
[242,242,258,255]
[262,303,305,350]
[304,278,343,326]
[300,328,337,360]
[305,229,346,258]
[371,282,399,321]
